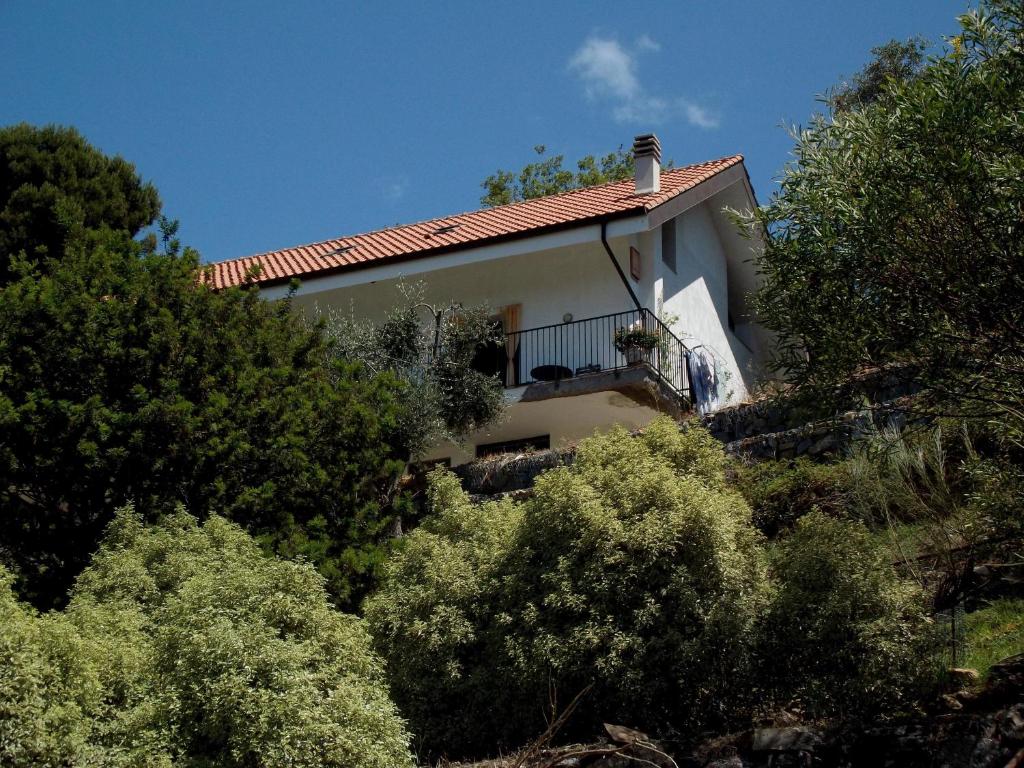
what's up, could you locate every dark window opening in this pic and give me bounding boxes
[475,434,550,459]
[728,311,736,332]
[661,219,676,272]
[471,318,506,380]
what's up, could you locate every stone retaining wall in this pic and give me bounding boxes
[453,446,574,496]
[454,398,911,496]
[710,403,909,461]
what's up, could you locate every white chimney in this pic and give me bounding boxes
[633,133,661,195]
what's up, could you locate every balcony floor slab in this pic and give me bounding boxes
[518,364,688,419]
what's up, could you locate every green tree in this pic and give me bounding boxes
[828,37,928,113]
[749,1,1024,431]
[480,145,635,207]
[0,124,160,281]
[327,282,505,461]
[0,509,413,767]
[0,221,408,608]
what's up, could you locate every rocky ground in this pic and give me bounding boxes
[442,655,1024,768]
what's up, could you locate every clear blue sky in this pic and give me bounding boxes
[2,1,970,263]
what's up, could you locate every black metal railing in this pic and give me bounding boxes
[503,309,690,401]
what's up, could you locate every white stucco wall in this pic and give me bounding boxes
[654,201,759,403]
[422,390,662,465]
[285,235,669,464]
[291,236,651,339]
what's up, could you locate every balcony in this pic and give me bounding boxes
[499,309,692,409]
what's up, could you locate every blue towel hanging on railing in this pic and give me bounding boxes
[687,346,721,414]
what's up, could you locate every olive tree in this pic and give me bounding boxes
[326,282,505,462]
[749,1,1024,433]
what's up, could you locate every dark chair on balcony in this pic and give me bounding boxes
[529,364,573,382]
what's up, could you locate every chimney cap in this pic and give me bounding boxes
[633,133,661,160]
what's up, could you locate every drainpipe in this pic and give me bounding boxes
[600,220,643,312]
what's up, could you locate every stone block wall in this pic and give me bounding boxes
[453,446,574,496]
[453,396,912,496]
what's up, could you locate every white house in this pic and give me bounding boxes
[210,135,771,465]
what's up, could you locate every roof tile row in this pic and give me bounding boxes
[206,155,744,289]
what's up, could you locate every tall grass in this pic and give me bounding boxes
[962,598,1024,678]
[847,423,982,590]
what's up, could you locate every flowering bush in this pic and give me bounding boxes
[0,509,412,768]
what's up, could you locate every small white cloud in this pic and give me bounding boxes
[380,177,408,202]
[568,37,640,100]
[635,34,661,53]
[613,95,669,124]
[568,34,720,129]
[681,99,720,130]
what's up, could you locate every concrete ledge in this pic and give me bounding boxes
[519,365,688,418]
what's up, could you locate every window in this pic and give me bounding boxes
[475,434,550,458]
[629,246,641,280]
[661,219,676,272]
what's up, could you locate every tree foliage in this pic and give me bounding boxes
[0,130,409,609]
[759,511,940,719]
[368,420,947,757]
[749,1,1024,432]
[365,418,768,757]
[327,283,505,459]
[828,37,929,113]
[0,568,105,766]
[0,123,161,281]
[0,509,412,767]
[480,145,635,207]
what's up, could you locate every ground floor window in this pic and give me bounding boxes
[475,434,550,458]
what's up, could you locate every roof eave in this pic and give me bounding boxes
[239,204,649,290]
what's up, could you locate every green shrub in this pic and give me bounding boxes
[760,511,940,719]
[845,421,1024,585]
[968,456,1024,539]
[0,568,107,767]
[364,472,523,756]
[732,457,853,537]
[0,509,412,768]
[847,423,974,525]
[366,417,768,757]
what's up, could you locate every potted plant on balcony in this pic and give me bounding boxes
[614,322,661,365]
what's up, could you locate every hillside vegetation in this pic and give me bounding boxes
[366,418,941,758]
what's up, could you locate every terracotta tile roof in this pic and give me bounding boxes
[206,155,744,289]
